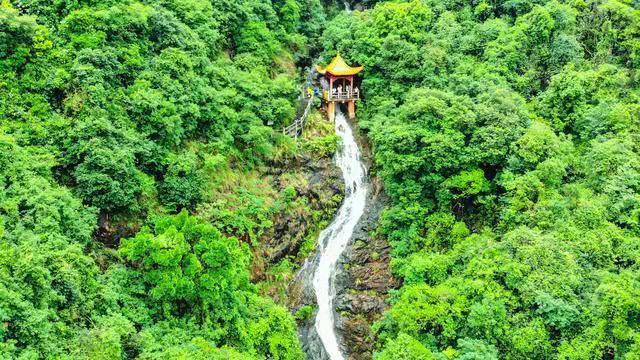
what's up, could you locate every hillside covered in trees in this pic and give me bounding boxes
[2,0,640,359]
[1,0,336,358]
[322,0,640,358]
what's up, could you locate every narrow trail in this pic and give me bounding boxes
[312,108,368,359]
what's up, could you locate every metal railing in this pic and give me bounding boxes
[282,94,314,139]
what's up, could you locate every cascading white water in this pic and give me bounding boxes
[313,109,368,359]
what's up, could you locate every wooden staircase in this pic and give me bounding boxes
[282,93,314,139]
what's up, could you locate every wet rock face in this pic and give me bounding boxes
[268,154,343,360]
[335,292,387,315]
[334,189,399,360]
[349,259,396,292]
[261,154,344,266]
[250,146,344,326]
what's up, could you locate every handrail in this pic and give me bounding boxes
[282,94,314,139]
[326,91,360,101]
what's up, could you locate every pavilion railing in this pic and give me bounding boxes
[326,90,360,101]
[282,93,314,139]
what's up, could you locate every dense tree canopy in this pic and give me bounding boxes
[2,0,640,358]
[0,0,332,357]
[319,0,640,358]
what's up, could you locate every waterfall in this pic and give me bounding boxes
[313,109,368,359]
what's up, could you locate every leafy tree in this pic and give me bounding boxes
[375,333,436,360]
[160,150,204,211]
[456,338,499,360]
[120,210,251,323]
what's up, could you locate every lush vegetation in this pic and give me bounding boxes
[4,0,640,358]
[0,0,335,358]
[321,0,640,358]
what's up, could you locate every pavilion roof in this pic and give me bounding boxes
[315,53,363,76]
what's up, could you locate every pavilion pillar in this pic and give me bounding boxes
[347,100,355,119]
[328,101,336,122]
[329,76,334,97]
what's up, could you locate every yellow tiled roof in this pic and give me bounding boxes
[316,53,363,76]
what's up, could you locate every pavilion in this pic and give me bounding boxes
[316,53,363,121]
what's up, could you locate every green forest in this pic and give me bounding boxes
[2,0,640,359]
